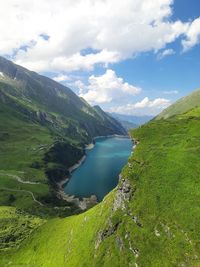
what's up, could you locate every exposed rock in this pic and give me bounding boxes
[129,241,139,258]
[132,215,143,228]
[57,191,97,211]
[95,220,120,249]
[155,229,161,237]
[79,195,98,210]
[36,111,54,124]
[115,236,124,251]
[113,177,132,211]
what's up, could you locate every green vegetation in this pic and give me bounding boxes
[0,57,200,266]
[0,206,45,251]
[0,56,126,215]
[0,56,127,263]
[0,99,81,217]
[1,93,200,266]
[156,88,200,119]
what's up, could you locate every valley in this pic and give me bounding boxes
[1,94,200,266]
[0,56,200,266]
[64,136,132,201]
[0,56,127,217]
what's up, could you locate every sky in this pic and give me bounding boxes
[0,0,200,116]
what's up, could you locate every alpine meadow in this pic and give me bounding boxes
[0,1,200,266]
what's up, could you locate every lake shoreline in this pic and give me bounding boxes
[55,134,131,209]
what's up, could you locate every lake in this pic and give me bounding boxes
[64,136,132,201]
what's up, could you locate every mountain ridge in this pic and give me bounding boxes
[110,112,154,125]
[0,57,199,266]
[156,87,200,119]
[0,56,126,215]
[0,56,126,140]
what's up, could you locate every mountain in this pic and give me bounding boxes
[0,56,126,141]
[1,88,199,266]
[93,105,127,135]
[156,88,200,119]
[110,112,154,125]
[0,56,126,216]
[115,119,137,130]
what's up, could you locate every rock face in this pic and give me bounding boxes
[36,111,54,124]
[95,176,133,250]
[95,219,120,249]
[113,177,132,211]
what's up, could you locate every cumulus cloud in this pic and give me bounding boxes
[15,49,121,72]
[109,97,170,115]
[78,69,141,104]
[0,0,198,72]
[182,17,200,51]
[133,97,170,108]
[53,74,71,82]
[157,48,175,59]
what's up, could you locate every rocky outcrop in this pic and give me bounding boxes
[95,177,134,250]
[115,236,124,251]
[95,219,120,249]
[36,111,54,124]
[57,190,97,211]
[113,177,132,211]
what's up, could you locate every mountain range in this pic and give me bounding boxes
[0,57,200,266]
[0,56,126,215]
[110,113,154,126]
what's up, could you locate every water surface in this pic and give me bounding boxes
[64,137,132,201]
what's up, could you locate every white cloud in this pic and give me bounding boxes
[79,69,141,104]
[182,17,200,51]
[0,0,197,72]
[163,90,179,95]
[53,74,71,82]
[109,97,170,115]
[15,49,121,72]
[157,48,175,59]
[134,97,170,108]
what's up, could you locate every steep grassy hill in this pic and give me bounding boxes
[156,88,200,119]
[0,57,126,217]
[1,89,199,266]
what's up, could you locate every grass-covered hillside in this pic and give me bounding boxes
[156,88,200,119]
[1,91,199,266]
[0,56,127,217]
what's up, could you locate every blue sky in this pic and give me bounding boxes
[0,0,200,115]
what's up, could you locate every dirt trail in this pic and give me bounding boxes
[1,187,44,206]
[0,172,40,184]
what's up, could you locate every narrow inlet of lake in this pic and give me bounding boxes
[64,137,132,201]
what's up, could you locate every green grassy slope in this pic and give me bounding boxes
[0,206,45,251]
[156,88,200,119]
[0,56,126,141]
[0,56,126,217]
[0,98,81,219]
[1,106,200,266]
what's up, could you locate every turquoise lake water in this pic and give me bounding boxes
[64,137,132,201]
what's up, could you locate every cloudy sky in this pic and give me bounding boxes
[1,0,200,115]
